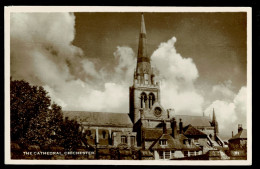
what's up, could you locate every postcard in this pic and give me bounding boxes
[4,6,252,165]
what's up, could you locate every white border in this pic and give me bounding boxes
[4,6,252,165]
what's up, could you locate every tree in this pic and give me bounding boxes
[10,79,83,150]
[11,79,51,144]
[61,118,82,150]
[25,103,64,147]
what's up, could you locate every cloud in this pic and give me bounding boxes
[212,80,235,101]
[43,81,129,112]
[233,86,247,125]
[10,12,131,112]
[204,86,247,139]
[151,37,247,139]
[151,37,204,115]
[113,46,136,84]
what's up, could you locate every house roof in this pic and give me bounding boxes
[175,115,212,127]
[183,124,207,137]
[229,129,247,141]
[149,133,200,151]
[149,134,184,150]
[143,128,172,140]
[178,134,188,141]
[63,111,133,128]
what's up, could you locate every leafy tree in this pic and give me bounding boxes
[25,104,64,147]
[10,79,82,149]
[11,79,51,144]
[61,118,83,150]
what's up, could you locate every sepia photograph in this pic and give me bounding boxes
[5,6,252,165]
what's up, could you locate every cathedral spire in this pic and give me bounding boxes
[135,13,153,85]
[137,13,148,60]
[141,13,146,34]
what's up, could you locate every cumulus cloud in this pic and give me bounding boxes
[204,86,247,139]
[212,80,235,101]
[113,46,136,84]
[150,37,247,139]
[151,37,204,115]
[10,13,131,112]
[11,13,92,85]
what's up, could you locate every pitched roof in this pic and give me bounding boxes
[143,128,172,140]
[149,134,184,150]
[63,111,133,127]
[178,134,188,141]
[183,124,207,137]
[175,115,212,127]
[229,129,247,141]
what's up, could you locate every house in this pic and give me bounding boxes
[148,120,200,160]
[228,124,247,160]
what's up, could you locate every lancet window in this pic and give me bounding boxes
[148,93,155,108]
[140,92,147,108]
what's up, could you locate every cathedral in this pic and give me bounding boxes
[63,14,226,160]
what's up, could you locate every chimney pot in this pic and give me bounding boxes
[171,118,177,138]
[179,118,183,134]
[238,124,243,133]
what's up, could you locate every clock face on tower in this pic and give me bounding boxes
[154,107,162,117]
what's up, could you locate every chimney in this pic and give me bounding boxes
[179,118,183,134]
[232,131,233,137]
[238,124,243,133]
[171,118,177,138]
[162,120,167,134]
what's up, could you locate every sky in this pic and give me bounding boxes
[10,12,247,139]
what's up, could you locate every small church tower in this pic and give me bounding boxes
[212,108,219,140]
[129,13,161,125]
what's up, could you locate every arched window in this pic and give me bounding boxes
[140,92,147,108]
[148,93,155,108]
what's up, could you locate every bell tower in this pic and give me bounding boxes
[129,13,161,125]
